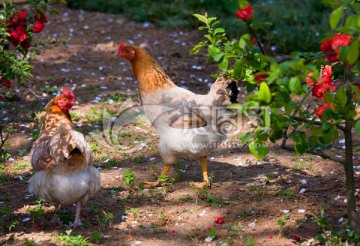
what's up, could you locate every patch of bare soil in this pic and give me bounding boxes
[1,4,359,246]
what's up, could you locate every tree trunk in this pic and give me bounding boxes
[344,108,360,233]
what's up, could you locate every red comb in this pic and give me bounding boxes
[62,88,76,102]
[118,42,126,54]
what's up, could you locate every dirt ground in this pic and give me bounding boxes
[0,4,359,246]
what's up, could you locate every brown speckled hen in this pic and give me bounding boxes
[28,89,101,227]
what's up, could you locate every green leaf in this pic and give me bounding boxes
[208,45,223,61]
[346,40,359,65]
[233,60,244,80]
[190,41,206,55]
[288,77,302,94]
[355,120,360,134]
[335,85,347,107]
[329,6,343,29]
[239,132,252,145]
[213,27,225,35]
[293,132,307,154]
[208,228,217,239]
[258,82,271,103]
[193,14,208,24]
[218,57,228,70]
[249,140,268,160]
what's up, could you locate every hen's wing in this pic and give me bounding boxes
[30,136,55,171]
[168,110,207,128]
[49,124,93,167]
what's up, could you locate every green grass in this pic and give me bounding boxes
[67,0,330,54]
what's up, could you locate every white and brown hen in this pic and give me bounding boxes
[118,43,239,188]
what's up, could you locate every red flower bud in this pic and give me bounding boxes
[15,25,27,42]
[81,212,88,219]
[306,72,315,86]
[214,216,224,224]
[251,37,257,44]
[316,103,330,119]
[0,77,11,89]
[235,2,253,21]
[8,14,18,27]
[34,225,42,231]
[254,73,269,83]
[34,13,48,23]
[293,235,301,241]
[33,21,45,33]
[18,11,27,22]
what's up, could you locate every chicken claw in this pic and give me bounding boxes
[72,201,82,228]
[144,180,162,189]
[144,165,172,189]
[190,180,212,189]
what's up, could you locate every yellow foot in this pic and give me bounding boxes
[144,180,162,189]
[190,180,212,189]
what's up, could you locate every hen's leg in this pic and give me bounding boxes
[144,164,171,188]
[72,201,82,228]
[191,156,211,188]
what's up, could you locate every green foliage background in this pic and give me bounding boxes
[66,0,331,54]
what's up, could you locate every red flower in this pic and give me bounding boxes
[331,34,352,54]
[8,14,19,27]
[34,13,48,23]
[33,21,44,33]
[214,217,224,224]
[326,54,339,63]
[311,65,335,99]
[293,235,301,241]
[312,84,325,99]
[320,34,352,63]
[251,37,257,44]
[34,225,42,231]
[306,72,315,86]
[235,2,253,21]
[15,25,27,42]
[267,235,273,239]
[1,77,11,88]
[20,40,31,49]
[316,103,330,119]
[18,11,27,22]
[321,75,332,85]
[322,65,332,78]
[320,39,332,54]
[10,30,19,40]
[254,73,268,82]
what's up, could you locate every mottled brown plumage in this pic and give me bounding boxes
[28,89,101,228]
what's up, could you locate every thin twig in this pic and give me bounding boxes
[247,24,266,55]
[280,144,345,165]
[290,116,346,132]
[281,89,312,146]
